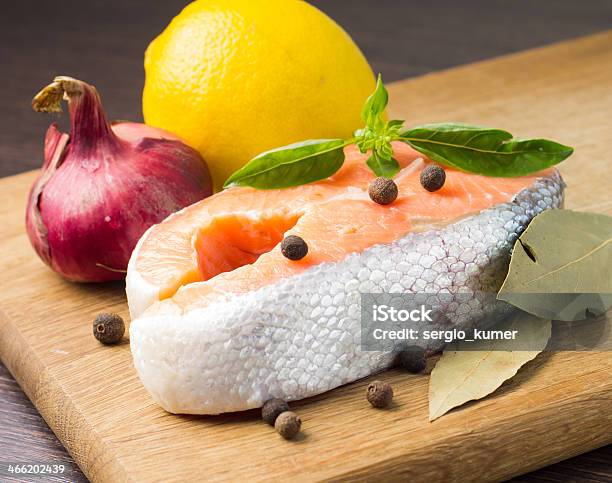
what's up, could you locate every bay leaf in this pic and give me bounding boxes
[428,313,551,421]
[498,210,612,321]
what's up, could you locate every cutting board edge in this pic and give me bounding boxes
[0,306,132,483]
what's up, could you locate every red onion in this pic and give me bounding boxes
[26,76,212,282]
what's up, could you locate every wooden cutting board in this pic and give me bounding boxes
[1,31,611,482]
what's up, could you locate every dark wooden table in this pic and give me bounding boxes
[1,1,610,481]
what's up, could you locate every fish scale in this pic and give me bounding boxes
[130,171,564,414]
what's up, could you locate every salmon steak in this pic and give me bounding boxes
[127,142,564,414]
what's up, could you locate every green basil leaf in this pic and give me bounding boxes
[366,151,400,178]
[400,123,573,177]
[223,139,347,189]
[361,74,388,128]
[387,119,405,130]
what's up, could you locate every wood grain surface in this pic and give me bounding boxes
[0,31,611,482]
[7,1,612,480]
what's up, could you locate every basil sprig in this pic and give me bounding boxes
[224,75,573,189]
[354,77,403,178]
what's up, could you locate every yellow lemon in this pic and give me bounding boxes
[143,0,376,190]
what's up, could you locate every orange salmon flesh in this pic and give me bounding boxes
[129,142,553,317]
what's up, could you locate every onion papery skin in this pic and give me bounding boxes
[26,77,212,282]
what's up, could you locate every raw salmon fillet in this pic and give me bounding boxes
[127,142,564,414]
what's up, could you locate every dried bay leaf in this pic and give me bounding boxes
[428,313,551,421]
[498,210,612,321]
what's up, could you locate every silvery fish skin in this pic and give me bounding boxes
[130,171,564,414]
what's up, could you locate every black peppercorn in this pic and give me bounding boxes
[262,398,290,425]
[93,313,125,345]
[368,177,398,205]
[367,380,393,408]
[275,411,301,439]
[398,346,427,373]
[281,235,308,260]
[420,165,446,192]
